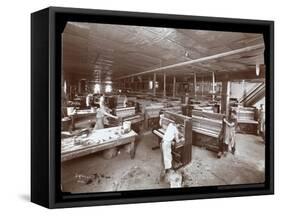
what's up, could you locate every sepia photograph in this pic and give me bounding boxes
[60,22,266,193]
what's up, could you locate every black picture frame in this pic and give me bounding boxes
[31,6,274,208]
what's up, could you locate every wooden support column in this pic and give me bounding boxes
[173,76,176,97]
[201,77,204,96]
[194,73,197,98]
[153,73,156,96]
[163,73,166,97]
[131,77,134,90]
[212,72,215,101]
[61,36,65,102]
[221,81,230,118]
[242,80,246,106]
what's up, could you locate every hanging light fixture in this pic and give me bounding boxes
[256,64,260,76]
[63,80,67,94]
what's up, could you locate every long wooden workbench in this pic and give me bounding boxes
[61,126,138,162]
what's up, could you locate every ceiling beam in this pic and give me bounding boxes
[115,43,264,80]
[182,66,265,82]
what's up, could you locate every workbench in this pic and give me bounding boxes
[61,126,138,162]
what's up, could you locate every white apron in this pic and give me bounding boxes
[161,140,173,170]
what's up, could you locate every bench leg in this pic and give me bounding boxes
[217,139,224,159]
[130,141,136,159]
[144,118,148,130]
[71,116,75,131]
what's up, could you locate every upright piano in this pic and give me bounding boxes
[144,104,164,129]
[114,106,144,133]
[161,105,183,114]
[235,106,258,134]
[152,111,192,169]
[68,108,96,130]
[192,110,225,155]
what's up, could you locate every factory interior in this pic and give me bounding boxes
[60,22,266,192]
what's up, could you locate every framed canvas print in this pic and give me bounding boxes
[31,6,274,208]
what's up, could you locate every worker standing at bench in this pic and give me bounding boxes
[258,104,265,140]
[94,95,119,130]
[160,118,181,175]
[222,111,237,156]
[86,93,93,108]
[123,95,128,107]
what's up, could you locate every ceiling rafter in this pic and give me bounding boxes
[115,44,264,80]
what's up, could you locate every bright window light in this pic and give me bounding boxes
[155,81,159,89]
[94,84,101,94]
[149,81,158,89]
[63,80,67,94]
[149,81,153,89]
[105,84,112,93]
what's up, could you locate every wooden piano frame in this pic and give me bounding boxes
[144,105,164,129]
[153,111,192,169]
[68,109,96,130]
[192,110,225,155]
[235,106,258,134]
[161,105,183,114]
[115,106,144,133]
[115,106,136,118]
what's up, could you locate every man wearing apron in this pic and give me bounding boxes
[161,122,181,173]
[94,96,119,130]
[258,104,265,140]
[221,111,237,157]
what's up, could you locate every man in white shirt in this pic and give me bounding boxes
[161,122,181,172]
[86,93,93,108]
[123,95,128,107]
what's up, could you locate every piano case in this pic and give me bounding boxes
[153,111,192,169]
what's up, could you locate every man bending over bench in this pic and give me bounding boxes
[160,119,182,177]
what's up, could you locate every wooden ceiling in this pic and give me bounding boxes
[62,22,265,83]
